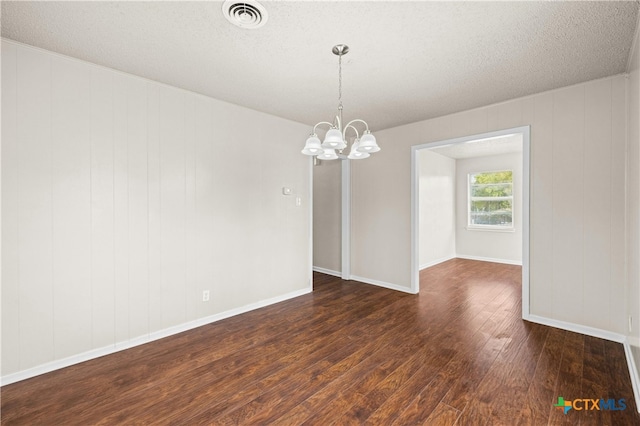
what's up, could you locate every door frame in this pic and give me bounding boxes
[410,125,531,319]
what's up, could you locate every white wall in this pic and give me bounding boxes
[627,17,640,393]
[418,150,456,269]
[351,74,627,334]
[1,40,311,380]
[312,159,341,274]
[455,153,522,264]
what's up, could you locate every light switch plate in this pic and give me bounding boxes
[282,187,292,195]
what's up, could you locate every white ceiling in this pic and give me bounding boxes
[2,1,639,131]
[430,133,522,159]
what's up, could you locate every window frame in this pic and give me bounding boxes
[467,169,514,231]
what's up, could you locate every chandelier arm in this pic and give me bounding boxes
[333,114,342,131]
[342,119,370,138]
[343,124,361,141]
[312,121,335,135]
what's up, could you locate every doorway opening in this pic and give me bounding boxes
[410,126,531,319]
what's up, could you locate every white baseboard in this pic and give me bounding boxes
[419,255,456,270]
[312,268,416,295]
[349,274,417,294]
[456,254,522,266]
[623,340,640,413]
[312,266,341,277]
[1,287,312,386]
[526,314,625,343]
[526,314,640,412]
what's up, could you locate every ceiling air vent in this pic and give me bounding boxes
[223,0,268,29]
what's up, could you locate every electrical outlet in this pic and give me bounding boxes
[629,315,633,332]
[202,290,210,302]
[296,197,301,207]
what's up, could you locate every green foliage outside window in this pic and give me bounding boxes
[469,170,513,227]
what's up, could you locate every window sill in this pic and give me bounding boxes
[465,227,515,233]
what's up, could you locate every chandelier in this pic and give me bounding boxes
[301,44,380,160]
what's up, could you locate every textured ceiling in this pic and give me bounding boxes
[2,1,639,131]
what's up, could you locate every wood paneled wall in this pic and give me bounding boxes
[1,40,311,379]
[626,16,640,383]
[312,159,341,274]
[351,75,628,334]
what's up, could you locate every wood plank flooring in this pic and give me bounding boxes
[2,258,639,425]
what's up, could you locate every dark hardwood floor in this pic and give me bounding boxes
[2,258,639,425]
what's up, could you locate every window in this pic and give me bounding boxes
[468,170,513,230]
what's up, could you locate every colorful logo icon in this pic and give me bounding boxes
[554,397,626,414]
[554,397,572,414]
